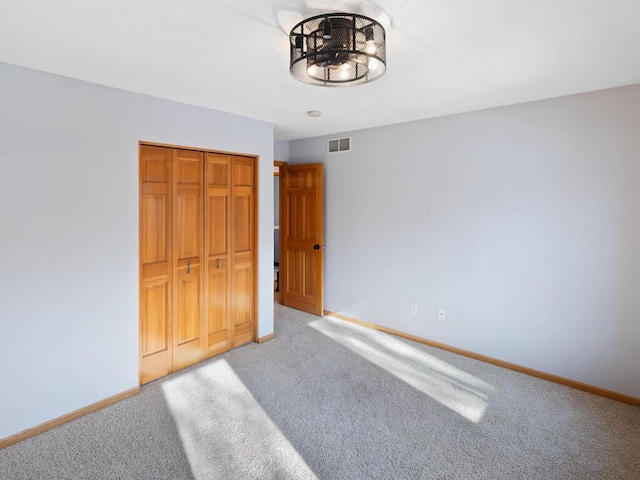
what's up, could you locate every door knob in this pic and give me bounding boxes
[313,244,322,250]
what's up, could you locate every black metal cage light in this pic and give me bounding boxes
[289,13,386,86]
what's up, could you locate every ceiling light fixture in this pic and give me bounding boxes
[290,13,386,87]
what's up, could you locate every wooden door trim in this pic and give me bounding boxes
[327,311,640,407]
[274,160,287,176]
[140,141,255,159]
[0,387,140,449]
[256,333,276,343]
[253,156,259,344]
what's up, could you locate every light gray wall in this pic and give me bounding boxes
[274,138,287,241]
[274,139,290,162]
[290,84,640,398]
[0,62,274,439]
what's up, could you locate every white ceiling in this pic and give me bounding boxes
[1,0,639,140]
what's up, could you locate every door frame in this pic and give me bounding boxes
[274,160,287,303]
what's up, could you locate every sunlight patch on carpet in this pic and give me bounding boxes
[161,359,318,479]
[313,315,494,423]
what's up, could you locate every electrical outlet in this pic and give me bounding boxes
[438,309,446,321]
[410,303,418,314]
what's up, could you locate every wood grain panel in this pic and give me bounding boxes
[232,262,254,347]
[145,159,167,182]
[287,195,301,239]
[141,194,167,264]
[176,153,200,184]
[303,194,316,240]
[234,157,255,186]
[209,160,229,186]
[287,250,302,295]
[177,194,199,259]
[208,268,228,334]
[141,145,169,183]
[235,194,251,252]
[207,265,229,354]
[141,281,169,356]
[304,252,316,297]
[208,196,227,255]
[178,276,200,345]
[233,264,252,324]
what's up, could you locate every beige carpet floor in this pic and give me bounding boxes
[1,303,639,479]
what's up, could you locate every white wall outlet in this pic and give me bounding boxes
[410,303,418,314]
[438,308,446,321]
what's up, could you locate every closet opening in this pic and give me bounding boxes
[139,142,257,384]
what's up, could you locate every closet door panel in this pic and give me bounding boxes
[139,145,173,384]
[172,149,205,370]
[204,153,231,356]
[231,156,255,347]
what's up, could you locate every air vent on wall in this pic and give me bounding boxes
[328,137,351,153]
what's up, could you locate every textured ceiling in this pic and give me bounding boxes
[1,0,639,140]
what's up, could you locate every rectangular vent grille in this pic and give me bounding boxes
[328,137,351,153]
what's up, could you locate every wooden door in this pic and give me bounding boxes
[280,163,324,316]
[140,145,256,384]
[172,149,204,370]
[204,153,231,357]
[139,145,173,383]
[231,156,256,346]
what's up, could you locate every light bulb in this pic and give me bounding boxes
[307,65,318,76]
[368,58,379,71]
[338,62,351,79]
[365,41,376,55]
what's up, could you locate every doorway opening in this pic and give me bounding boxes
[273,161,287,304]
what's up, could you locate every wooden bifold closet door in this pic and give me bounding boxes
[139,144,256,384]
